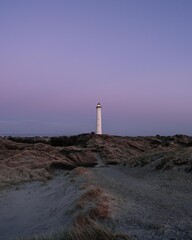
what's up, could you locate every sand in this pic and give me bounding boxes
[0,166,192,240]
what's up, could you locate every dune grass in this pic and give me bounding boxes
[0,165,51,189]
[17,222,132,240]
[15,172,131,240]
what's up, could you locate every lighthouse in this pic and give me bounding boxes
[96,102,102,134]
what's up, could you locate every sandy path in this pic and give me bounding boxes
[0,164,192,240]
[91,166,192,240]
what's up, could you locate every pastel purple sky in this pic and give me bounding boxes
[0,0,192,136]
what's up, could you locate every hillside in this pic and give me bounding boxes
[0,134,192,188]
[0,134,192,240]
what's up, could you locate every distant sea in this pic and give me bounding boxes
[0,133,70,137]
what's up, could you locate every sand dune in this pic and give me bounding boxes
[0,134,192,239]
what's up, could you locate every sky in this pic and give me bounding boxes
[0,0,192,136]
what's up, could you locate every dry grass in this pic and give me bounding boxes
[73,214,92,227]
[0,165,52,188]
[18,222,133,240]
[71,167,89,176]
[0,141,76,188]
[0,140,99,188]
[79,187,103,201]
[1,134,192,189]
[89,201,110,219]
[73,185,111,227]
[69,167,91,184]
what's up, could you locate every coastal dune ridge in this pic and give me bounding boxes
[0,134,192,240]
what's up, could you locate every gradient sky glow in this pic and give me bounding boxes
[1,0,192,136]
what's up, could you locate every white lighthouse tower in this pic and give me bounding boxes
[96,102,102,134]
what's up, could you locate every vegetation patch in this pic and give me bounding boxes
[17,222,133,240]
